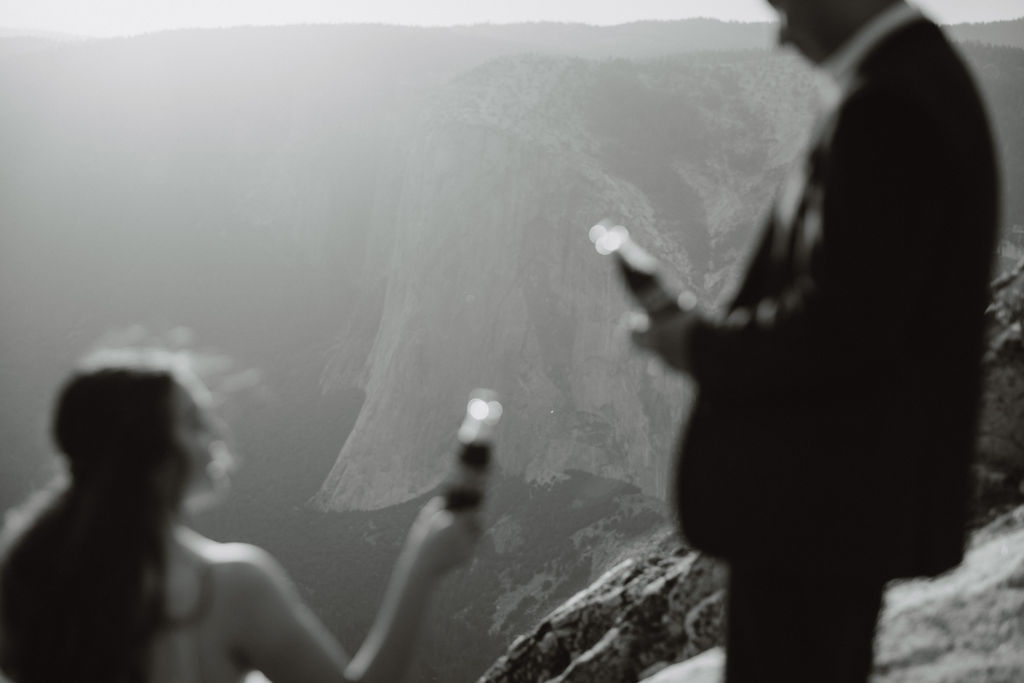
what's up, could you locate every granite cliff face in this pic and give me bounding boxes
[313,52,819,510]
[976,257,1024,510]
[313,42,1024,512]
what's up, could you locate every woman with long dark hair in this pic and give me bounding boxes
[0,348,479,682]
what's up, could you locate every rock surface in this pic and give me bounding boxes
[630,506,1024,683]
[871,506,1024,683]
[476,529,726,683]
[975,257,1024,512]
[640,648,724,683]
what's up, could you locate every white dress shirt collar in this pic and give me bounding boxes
[820,2,925,92]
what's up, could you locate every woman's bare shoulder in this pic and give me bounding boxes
[176,527,292,594]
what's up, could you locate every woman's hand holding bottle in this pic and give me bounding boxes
[403,497,482,578]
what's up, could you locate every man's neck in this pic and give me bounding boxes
[820,1,921,91]
[812,0,902,64]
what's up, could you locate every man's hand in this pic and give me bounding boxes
[627,308,700,374]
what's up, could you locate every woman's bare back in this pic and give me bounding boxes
[148,529,282,683]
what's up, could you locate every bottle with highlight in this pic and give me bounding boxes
[443,389,502,510]
[589,221,697,318]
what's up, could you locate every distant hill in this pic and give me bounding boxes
[0,27,87,40]
[0,27,89,56]
[450,17,1024,55]
[947,17,1024,49]
[446,19,774,57]
[2,15,1021,60]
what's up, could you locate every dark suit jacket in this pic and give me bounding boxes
[675,19,998,580]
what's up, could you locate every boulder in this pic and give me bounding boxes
[975,257,1024,515]
[638,505,1024,683]
[476,530,726,683]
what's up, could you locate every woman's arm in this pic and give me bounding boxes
[226,545,350,683]
[227,498,479,683]
[345,498,478,682]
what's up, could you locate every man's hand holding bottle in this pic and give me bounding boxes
[589,222,700,374]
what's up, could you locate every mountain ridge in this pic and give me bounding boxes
[3,15,1023,57]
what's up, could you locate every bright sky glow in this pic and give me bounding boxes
[1,0,1022,38]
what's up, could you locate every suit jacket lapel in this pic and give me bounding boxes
[726,105,838,313]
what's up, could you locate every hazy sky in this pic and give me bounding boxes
[2,0,1023,37]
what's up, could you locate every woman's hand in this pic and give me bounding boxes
[403,497,482,578]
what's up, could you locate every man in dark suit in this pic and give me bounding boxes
[629,0,999,680]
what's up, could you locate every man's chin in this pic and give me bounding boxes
[777,25,815,61]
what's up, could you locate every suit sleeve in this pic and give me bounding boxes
[686,86,947,400]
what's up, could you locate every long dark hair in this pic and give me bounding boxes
[0,350,198,683]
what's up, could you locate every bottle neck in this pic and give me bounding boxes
[458,441,490,468]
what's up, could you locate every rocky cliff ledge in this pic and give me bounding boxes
[479,506,1024,683]
[478,261,1024,683]
[477,529,723,683]
[976,258,1024,513]
[635,505,1024,683]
